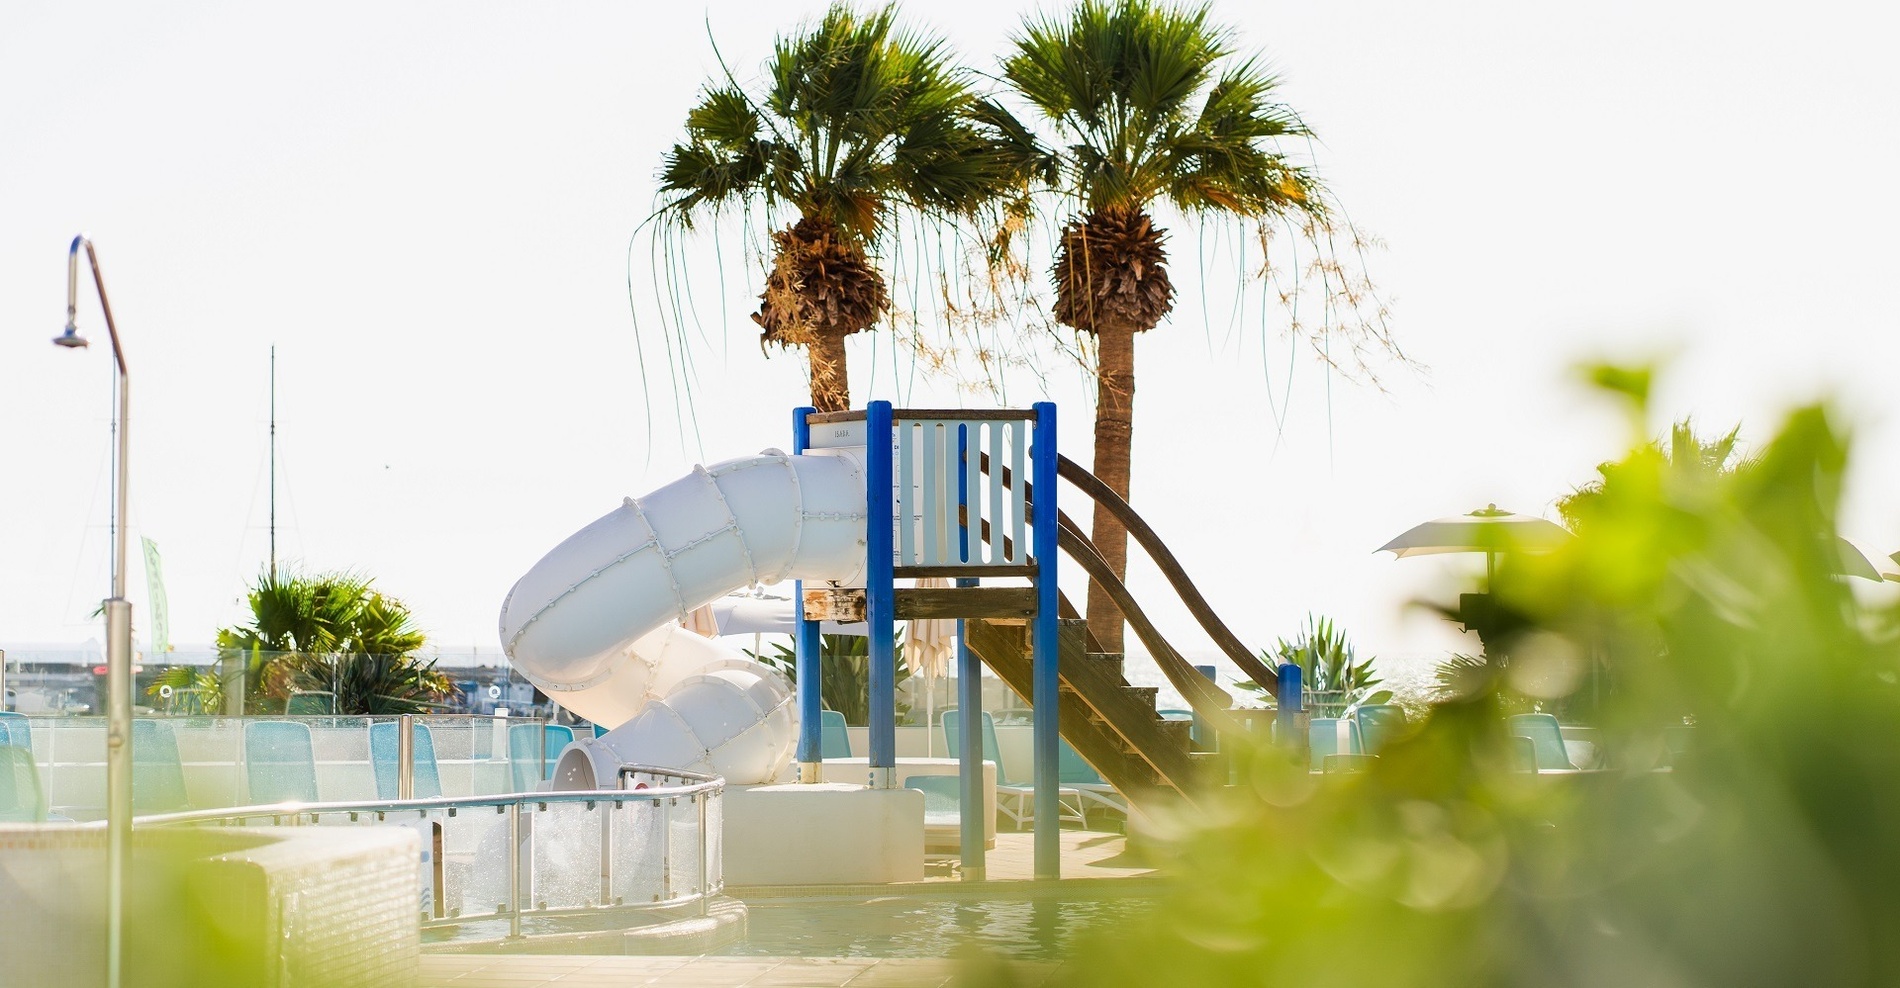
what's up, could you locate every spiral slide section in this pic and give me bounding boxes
[498,448,868,787]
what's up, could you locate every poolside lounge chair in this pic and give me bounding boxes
[1308,717,1365,772]
[369,720,443,800]
[0,745,47,822]
[1353,704,1409,755]
[1507,713,1577,771]
[0,711,32,749]
[941,709,1086,830]
[819,710,853,759]
[509,723,574,791]
[131,719,191,813]
[1057,739,1127,824]
[245,720,319,804]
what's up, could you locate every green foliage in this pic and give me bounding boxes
[1240,615,1389,717]
[998,0,1323,219]
[267,651,455,717]
[145,665,224,714]
[210,567,451,715]
[1556,417,1755,532]
[658,3,1022,244]
[750,634,909,726]
[1042,367,1900,986]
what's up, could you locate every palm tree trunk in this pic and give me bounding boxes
[807,329,851,413]
[1086,320,1137,652]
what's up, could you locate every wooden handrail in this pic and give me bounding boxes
[974,451,1277,691]
[1053,526,1239,728]
[1054,454,1278,690]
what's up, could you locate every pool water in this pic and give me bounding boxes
[717,890,1155,960]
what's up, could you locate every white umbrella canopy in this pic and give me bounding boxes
[1378,503,1573,584]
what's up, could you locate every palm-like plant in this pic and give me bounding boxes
[190,567,449,714]
[657,4,1023,412]
[998,0,1329,650]
[1240,614,1389,717]
[1556,419,1754,531]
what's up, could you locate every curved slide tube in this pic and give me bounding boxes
[499,449,869,786]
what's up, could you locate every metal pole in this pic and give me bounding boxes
[1030,402,1059,881]
[1,649,7,711]
[791,406,824,784]
[865,401,896,789]
[397,714,415,801]
[506,802,522,938]
[59,235,133,988]
[696,793,709,916]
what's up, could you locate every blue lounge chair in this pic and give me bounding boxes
[132,720,190,813]
[0,745,47,822]
[1354,704,1409,755]
[369,720,443,799]
[819,710,853,759]
[1056,739,1127,824]
[0,711,32,749]
[941,709,1085,830]
[1507,713,1577,771]
[509,723,574,791]
[1308,717,1366,772]
[245,720,319,804]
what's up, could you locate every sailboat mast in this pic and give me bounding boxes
[269,344,276,581]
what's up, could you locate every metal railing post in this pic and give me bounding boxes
[506,802,522,939]
[600,799,616,907]
[660,798,674,900]
[397,714,415,801]
[696,792,709,915]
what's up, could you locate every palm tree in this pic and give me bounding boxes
[1556,420,1753,531]
[999,0,1331,650]
[656,4,1022,412]
[194,567,448,714]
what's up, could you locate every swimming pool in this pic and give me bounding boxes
[717,885,1158,960]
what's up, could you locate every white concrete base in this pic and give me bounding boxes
[722,783,924,885]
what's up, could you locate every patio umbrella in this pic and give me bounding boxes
[1378,503,1572,585]
[902,578,956,755]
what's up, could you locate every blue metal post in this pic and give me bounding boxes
[1192,664,1217,749]
[954,425,985,877]
[1276,663,1305,755]
[955,580,984,879]
[1030,402,1059,880]
[866,401,897,788]
[792,406,824,783]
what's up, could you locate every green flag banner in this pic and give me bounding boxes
[140,537,171,653]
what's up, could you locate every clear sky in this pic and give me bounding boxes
[3,1,1896,682]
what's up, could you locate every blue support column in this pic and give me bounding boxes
[1276,663,1306,758]
[956,577,984,879]
[953,425,985,877]
[792,406,824,783]
[866,401,897,788]
[1030,402,1060,880]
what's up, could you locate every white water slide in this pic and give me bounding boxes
[498,449,870,789]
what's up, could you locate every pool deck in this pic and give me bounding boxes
[418,954,1063,987]
[420,830,1144,986]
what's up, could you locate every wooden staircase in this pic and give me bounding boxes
[963,616,1216,809]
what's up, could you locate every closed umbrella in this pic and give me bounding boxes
[1378,503,1572,585]
[902,578,956,755]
